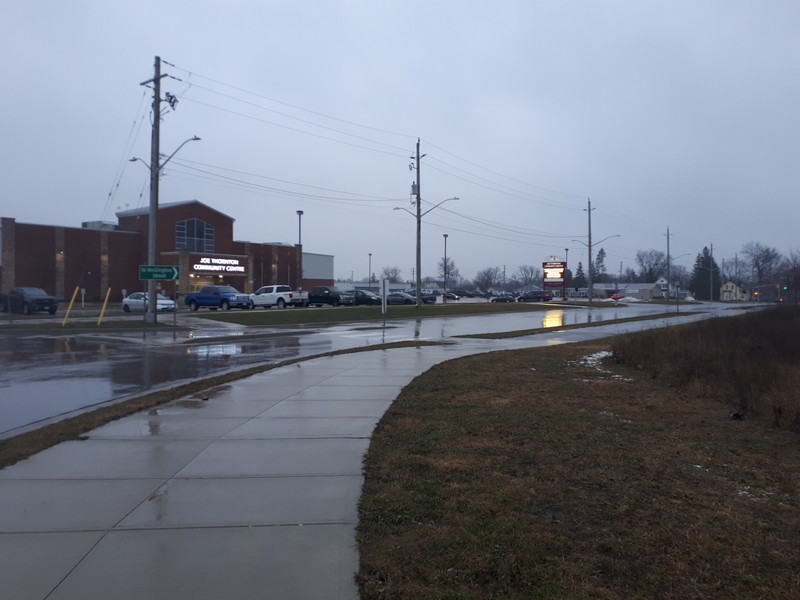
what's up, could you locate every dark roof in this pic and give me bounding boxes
[115,200,234,222]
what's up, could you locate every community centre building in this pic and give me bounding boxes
[0,200,333,301]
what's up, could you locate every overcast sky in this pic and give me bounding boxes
[2,1,798,283]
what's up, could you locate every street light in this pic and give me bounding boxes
[296,210,304,290]
[443,234,449,303]
[130,135,200,322]
[368,253,372,292]
[571,234,620,304]
[394,196,458,307]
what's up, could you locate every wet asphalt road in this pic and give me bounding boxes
[0,302,758,438]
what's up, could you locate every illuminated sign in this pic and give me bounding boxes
[543,261,566,282]
[192,256,246,273]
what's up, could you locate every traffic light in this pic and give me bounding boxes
[783,284,789,291]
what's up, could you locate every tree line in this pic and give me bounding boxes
[358,241,797,301]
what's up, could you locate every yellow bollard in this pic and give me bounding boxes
[97,288,112,326]
[61,286,80,327]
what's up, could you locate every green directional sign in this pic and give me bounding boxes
[139,265,180,281]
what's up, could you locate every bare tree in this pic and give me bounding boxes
[672,264,690,291]
[741,242,782,285]
[636,249,667,282]
[381,266,402,283]
[473,267,502,291]
[515,265,541,288]
[621,266,638,283]
[437,257,460,285]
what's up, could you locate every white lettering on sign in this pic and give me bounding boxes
[193,264,246,273]
[193,256,245,273]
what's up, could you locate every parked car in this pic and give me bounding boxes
[517,290,552,302]
[308,286,355,307]
[491,294,516,303]
[419,289,438,304]
[0,287,58,315]
[250,285,308,309]
[184,285,252,311]
[443,292,460,301]
[386,292,416,305]
[122,292,176,312]
[610,293,624,301]
[353,289,382,305]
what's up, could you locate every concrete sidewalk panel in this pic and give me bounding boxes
[286,385,403,401]
[46,524,359,600]
[117,475,361,529]
[176,438,370,478]
[88,415,250,440]
[263,399,392,418]
[223,416,379,439]
[0,531,105,600]
[0,439,211,480]
[0,479,163,532]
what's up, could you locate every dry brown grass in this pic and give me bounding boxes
[357,334,800,599]
[611,306,800,429]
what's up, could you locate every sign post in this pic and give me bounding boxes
[139,266,180,326]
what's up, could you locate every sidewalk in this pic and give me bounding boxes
[0,343,479,600]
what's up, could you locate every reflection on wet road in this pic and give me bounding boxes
[0,303,759,437]
[0,330,329,436]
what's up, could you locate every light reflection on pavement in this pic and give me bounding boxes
[0,303,760,438]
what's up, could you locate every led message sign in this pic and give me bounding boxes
[542,261,566,282]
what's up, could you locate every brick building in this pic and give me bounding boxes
[0,200,332,301]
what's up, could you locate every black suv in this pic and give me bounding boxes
[517,290,552,302]
[0,287,58,314]
[308,286,355,307]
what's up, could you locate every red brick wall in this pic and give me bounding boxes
[11,223,58,292]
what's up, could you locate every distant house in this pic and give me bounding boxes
[654,276,669,298]
[721,281,748,302]
[616,282,661,300]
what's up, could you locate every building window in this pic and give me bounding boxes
[176,218,215,253]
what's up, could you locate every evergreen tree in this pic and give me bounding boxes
[689,247,721,301]
[593,248,608,283]
[573,262,587,288]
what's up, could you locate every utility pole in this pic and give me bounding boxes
[585,198,595,304]
[141,56,164,323]
[414,138,423,307]
[665,227,672,300]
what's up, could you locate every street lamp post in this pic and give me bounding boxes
[571,233,620,304]
[131,135,200,322]
[368,253,372,292]
[296,210,304,290]
[394,196,459,307]
[443,234,448,303]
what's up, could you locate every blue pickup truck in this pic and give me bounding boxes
[184,285,251,311]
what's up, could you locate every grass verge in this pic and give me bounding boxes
[357,338,800,599]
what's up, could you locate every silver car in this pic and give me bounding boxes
[122,292,176,312]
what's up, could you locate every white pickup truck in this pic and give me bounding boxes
[249,285,309,308]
